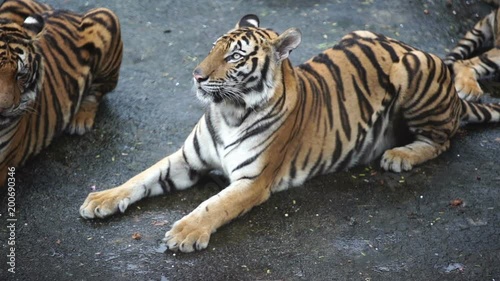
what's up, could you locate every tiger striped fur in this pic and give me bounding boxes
[444,7,500,101]
[80,14,500,252]
[0,0,122,186]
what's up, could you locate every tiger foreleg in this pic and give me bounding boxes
[163,178,271,252]
[79,149,200,219]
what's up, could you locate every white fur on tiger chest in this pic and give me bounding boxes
[204,105,284,182]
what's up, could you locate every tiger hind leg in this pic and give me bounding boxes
[382,50,461,172]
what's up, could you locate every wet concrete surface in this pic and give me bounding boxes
[1,0,500,280]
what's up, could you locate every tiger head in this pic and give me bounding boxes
[193,14,301,109]
[0,16,44,124]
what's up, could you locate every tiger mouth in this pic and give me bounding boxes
[196,83,247,106]
[196,87,224,103]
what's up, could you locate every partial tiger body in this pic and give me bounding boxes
[0,0,122,185]
[444,8,500,100]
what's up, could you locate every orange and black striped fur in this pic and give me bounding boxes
[80,15,500,252]
[444,7,500,100]
[0,0,122,186]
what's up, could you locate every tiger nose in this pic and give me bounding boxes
[193,68,208,83]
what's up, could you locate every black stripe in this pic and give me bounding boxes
[249,55,270,93]
[143,185,151,197]
[335,149,353,172]
[289,143,304,181]
[480,54,499,71]
[475,104,493,122]
[159,175,170,193]
[0,123,19,150]
[84,9,120,34]
[353,76,374,124]
[327,130,342,171]
[354,123,367,151]
[306,149,323,179]
[205,109,222,145]
[231,152,260,173]
[379,40,400,62]
[342,47,371,95]
[225,112,283,149]
[20,117,34,164]
[356,39,392,89]
[192,131,208,166]
[298,63,334,130]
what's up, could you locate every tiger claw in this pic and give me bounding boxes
[79,187,132,219]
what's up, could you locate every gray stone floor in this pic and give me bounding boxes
[1,0,499,280]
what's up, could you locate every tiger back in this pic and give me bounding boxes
[79,14,500,253]
[0,0,123,187]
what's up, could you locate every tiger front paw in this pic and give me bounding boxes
[162,214,212,253]
[68,112,95,135]
[453,63,483,101]
[79,187,132,219]
[380,148,414,173]
[67,99,99,135]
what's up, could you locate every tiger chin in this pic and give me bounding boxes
[0,0,122,186]
[80,14,500,253]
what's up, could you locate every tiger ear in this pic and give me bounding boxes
[272,28,302,61]
[236,14,259,28]
[22,15,44,37]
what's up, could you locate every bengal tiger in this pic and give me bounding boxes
[444,6,500,101]
[0,0,123,186]
[80,14,500,253]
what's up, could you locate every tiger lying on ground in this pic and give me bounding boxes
[80,14,500,253]
[444,7,500,101]
[0,0,122,187]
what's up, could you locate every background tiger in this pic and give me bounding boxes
[0,0,122,187]
[444,4,500,100]
[80,14,500,253]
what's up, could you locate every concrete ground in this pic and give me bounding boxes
[1,0,500,280]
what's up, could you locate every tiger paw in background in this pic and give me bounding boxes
[0,0,123,186]
[444,5,500,101]
[81,14,500,253]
